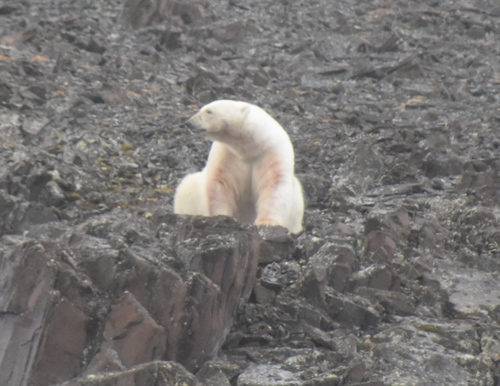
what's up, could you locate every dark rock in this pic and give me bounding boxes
[415,218,445,252]
[422,156,463,178]
[19,203,60,230]
[326,293,381,328]
[169,2,206,26]
[61,361,197,386]
[345,362,365,383]
[0,214,259,383]
[89,291,167,370]
[355,288,416,316]
[252,280,276,304]
[307,242,358,293]
[0,190,25,235]
[296,173,331,208]
[1,0,499,384]
[363,231,397,263]
[0,5,17,15]
[348,264,400,292]
[121,0,169,29]
[0,83,13,105]
[466,25,487,40]
[461,168,500,204]
[160,27,182,50]
[0,241,93,386]
[196,361,233,386]
[260,260,301,290]
[212,20,254,44]
[302,324,336,350]
[257,225,296,264]
[185,70,219,102]
[122,0,205,29]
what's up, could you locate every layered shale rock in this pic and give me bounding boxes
[0,214,259,385]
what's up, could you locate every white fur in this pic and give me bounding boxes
[174,100,304,233]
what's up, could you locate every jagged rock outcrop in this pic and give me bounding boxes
[0,214,259,385]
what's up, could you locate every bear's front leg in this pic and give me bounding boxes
[204,144,250,219]
[252,155,294,228]
[206,177,239,217]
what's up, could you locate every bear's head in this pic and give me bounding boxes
[186,100,250,143]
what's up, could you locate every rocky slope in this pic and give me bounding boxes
[0,0,499,385]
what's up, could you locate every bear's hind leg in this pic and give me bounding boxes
[174,172,208,216]
[286,176,304,233]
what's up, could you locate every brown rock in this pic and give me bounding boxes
[121,0,169,29]
[417,218,444,251]
[85,36,106,54]
[297,267,328,307]
[364,208,411,243]
[364,231,397,263]
[169,1,206,25]
[257,225,296,264]
[160,27,182,50]
[253,280,277,304]
[122,0,205,29]
[346,362,366,383]
[308,242,358,293]
[348,264,399,292]
[0,213,260,384]
[110,249,188,363]
[89,292,167,371]
[166,215,260,371]
[377,290,416,316]
[326,293,381,328]
[0,241,93,386]
[33,299,89,385]
[461,169,499,204]
[100,84,132,105]
[388,209,411,241]
[303,324,336,350]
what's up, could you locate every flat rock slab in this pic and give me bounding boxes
[434,260,500,315]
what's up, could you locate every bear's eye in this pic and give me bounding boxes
[206,109,212,114]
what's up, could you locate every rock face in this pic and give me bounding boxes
[0,214,258,385]
[1,0,500,385]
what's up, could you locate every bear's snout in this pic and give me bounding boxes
[185,117,205,134]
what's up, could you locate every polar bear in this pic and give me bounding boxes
[174,100,304,233]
